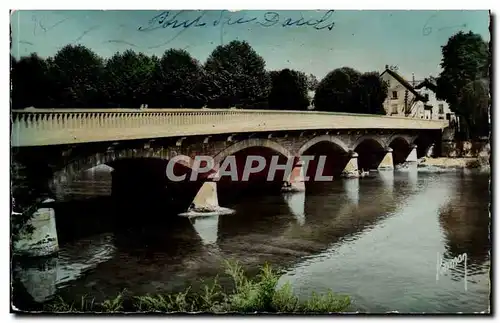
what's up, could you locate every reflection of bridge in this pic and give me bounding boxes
[11,109,448,257]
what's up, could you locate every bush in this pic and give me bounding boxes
[43,260,351,313]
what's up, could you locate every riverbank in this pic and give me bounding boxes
[418,156,490,170]
[39,260,350,313]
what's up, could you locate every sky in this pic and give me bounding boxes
[10,10,490,81]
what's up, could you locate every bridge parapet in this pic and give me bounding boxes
[11,109,449,147]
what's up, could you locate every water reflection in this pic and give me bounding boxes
[343,178,360,206]
[378,170,394,194]
[281,171,490,313]
[191,215,220,245]
[13,170,491,313]
[13,233,116,305]
[283,192,306,226]
[438,172,490,281]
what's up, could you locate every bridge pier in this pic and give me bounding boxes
[341,151,360,178]
[190,182,220,212]
[377,147,394,171]
[406,144,418,163]
[13,198,59,257]
[283,159,305,192]
[12,158,59,257]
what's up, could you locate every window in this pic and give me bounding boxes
[424,93,429,100]
[439,116,444,120]
[392,91,398,99]
[391,104,398,114]
[438,104,444,114]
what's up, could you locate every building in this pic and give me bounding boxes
[380,66,428,118]
[414,77,455,122]
[380,66,455,122]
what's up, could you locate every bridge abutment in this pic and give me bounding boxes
[377,148,394,171]
[12,157,59,257]
[13,199,59,257]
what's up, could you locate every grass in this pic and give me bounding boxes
[43,260,351,313]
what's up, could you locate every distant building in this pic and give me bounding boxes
[380,66,427,117]
[414,77,455,122]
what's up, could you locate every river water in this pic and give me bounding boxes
[12,166,491,313]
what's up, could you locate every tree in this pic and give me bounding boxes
[49,45,105,108]
[306,73,319,91]
[104,50,156,108]
[149,49,206,108]
[314,67,362,112]
[11,53,52,109]
[268,69,310,111]
[457,78,490,138]
[204,40,270,109]
[358,72,388,115]
[436,31,490,138]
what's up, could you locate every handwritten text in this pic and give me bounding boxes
[138,10,336,33]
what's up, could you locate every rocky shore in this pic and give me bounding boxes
[418,156,490,170]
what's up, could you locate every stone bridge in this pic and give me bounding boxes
[10,108,448,256]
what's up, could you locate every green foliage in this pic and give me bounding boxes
[457,78,490,138]
[302,291,351,313]
[268,69,310,110]
[315,67,360,112]
[101,293,124,312]
[44,295,96,313]
[204,40,271,108]
[135,288,192,312]
[103,50,156,108]
[272,282,301,312]
[42,261,350,313]
[50,45,105,108]
[436,31,490,138]
[11,54,51,109]
[314,67,387,114]
[358,71,388,115]
[149,49,206,108]
[134,294,171,312]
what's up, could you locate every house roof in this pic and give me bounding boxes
[381,69,427,102]
[415,77,438,92]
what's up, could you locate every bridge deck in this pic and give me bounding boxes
[11,109,448,147]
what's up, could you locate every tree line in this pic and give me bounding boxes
[10,40,388,114]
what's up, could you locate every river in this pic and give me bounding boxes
[12,166,491,313]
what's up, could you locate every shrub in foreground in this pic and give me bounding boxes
[43,260,350,313]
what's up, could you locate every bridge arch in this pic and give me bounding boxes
[213,138,293,166]
[387,135,412,147]
[412,134,436,158]
[212,138,293,202]
[353,135,387,170]
[387,135,413,165]
[352,134,387,151]
[51,147,205,216]
[52,147,191,185]
[297,135,351,180]
[297,135,350,156]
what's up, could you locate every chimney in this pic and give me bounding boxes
[412,73,415,86]
[385,65,389,70]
